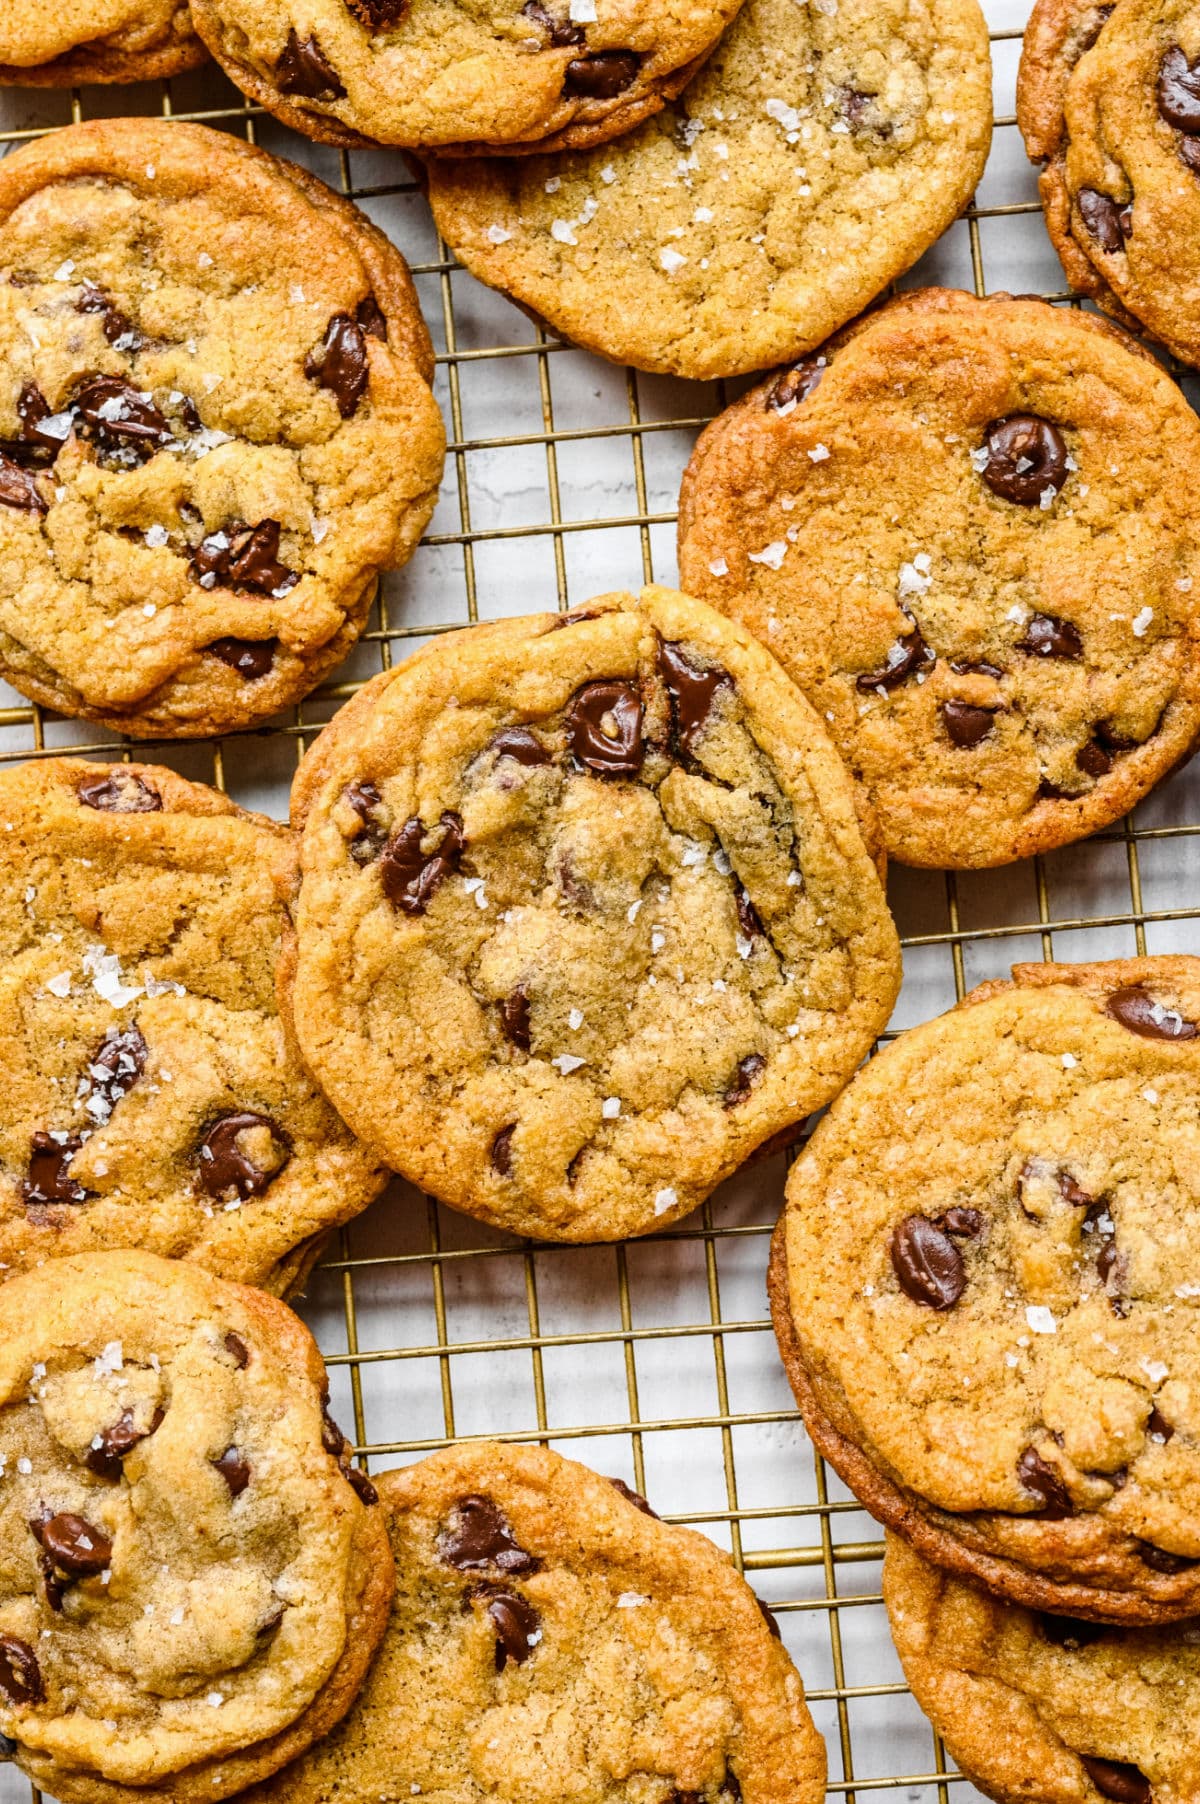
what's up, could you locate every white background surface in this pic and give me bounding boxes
[2,7,1200,1799]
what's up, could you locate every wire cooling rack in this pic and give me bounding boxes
[4,7,1200,1800]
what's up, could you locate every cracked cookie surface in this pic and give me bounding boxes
[285,585,900,1243]
[0,0,204,85]
[191,0,745,154]
[0,118,444,738]
[679,290,1200,868]
[886,1532,1200,1804]
[238,1441,826,1804]
[772,956,1200,1623]
[0,757,385,1295]
[424,0,991,380]
[0,1250,393,1804]
[1018,0,1200,366]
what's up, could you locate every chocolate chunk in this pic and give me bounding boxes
[981,416,1069,506]
[35,1512,112,1576]
[86,1406,163,1480]
[1077,740,1113,778]
[344,780,389,864]
[206,638,277,680]
[724,1051,766,1109]
[346,1465,379,1505]
[522,0,585,44]
[1158,45,1200,130]
[36,1551,63,1613]
[608,1476,659,1517]
[943,700,996,748]
[491,1124,516,1175]
[190,519,299,595]
[1017,1445,1074,1518]
[568,680,644,777]
[213,1447,250,1497]
[379,813,465,914]
[348,0,408,28]
[76,282,141,350]
[855,626,935,692]
[950,658,1005,679]
[546,608,603,631]
[890,1214,966,1309]
[1017,613,1084,660]
[479,1587,540,1669]
[0,1636,43,1706]
[0,453,46,514]
[321,1408,348,1459]
[1039,1613,1108,1648]
[1136,1541,1195,1574]
[1105,986,1198,1040]
[500,987,532,1052]
[437,1495,540,1573]
[766,357,826,412]
[87,1026,148,1115]
[563,50,640,97]
[936,1207,985,1238]
[305,314,370,418]
[1078,188,1132,253]
[735,885,764,942]
[658,640,732,754]
[356,294,388,340]
[1081,1758,1151,1804]
[16,382,67,460]
[1180,134,1200,174]
[755,1595,783,1638]
[77,770,162,813]
[1147,1407,1175,1444]
[21,1133,87,1206]
[198,1112,290,1202]
[224,1331,250,1369]
[72,376,171,452]
[489,727,551,766]
[277,28,347,97]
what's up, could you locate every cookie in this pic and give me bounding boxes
[885,1532,1200,1804]
[284,585,901,1243]
[423,0,992,381]
[0,1249,393,1804]
[236,1440,827,1804]
[1017,0,1200,367]
[0,118,445,738]
[190,0,746,156]
[678,289,1200,869]
[771,955,1200,1624]
[0,0,205,85]
[0,756,386,1296]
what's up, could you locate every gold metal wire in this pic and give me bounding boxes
[0,26,1188,1802]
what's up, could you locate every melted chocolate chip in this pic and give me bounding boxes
[87,1026,148,1115]
[356,294,388,340]
[321,1408,348,1460]
[1105,986,1198,1040]
[478,1587,540,1669]
[344,781,389,864]
[76,283,141,350]
[438,1495,540,1574]
[347,1466,378,1505]
[16,382,66,460]
[35,1512,112,1576]
[724,1052,766,1109]
[1039,1613,1109,1648]
[1018,614,1084,660]
[1180,134,1200,174]
[855,626,935,692]
[568,680,644,777]
[658,640,732,754]
[21,1133,87,1206]
[950,658,1005,679]
[1081,1757,1151,1804]
[735,885,764,942]
[563,49,640,97]
[1060,1171,1094,1208]
[1147,1407,1175,1444]
[36,1552,63,1614]
[1137,1541,1195,1574]
[890,1215,966,1309]
[756,1594,783,1638]
[72,376,171,452]
[500,987,532,1052]
[981,416,1069,506]
[198,1112,290,1201]
[491,1124,516,1175]
[85,1406,163,1480]
[1078,188,1132,253]
[190,519,299,595]
[489,727,550,766]
[379,813,466,914]
[0,453,46,514]
[766,357,826,412]
[0,1636,43,1706]
[522,0,585,44]
[608,1476,659,1517]
[277,28,347,96]
[77,770,161,813]
[305,314,370,418]
[213,1447,250,1497]
[936,1207,985,1238]
[943,700,996,748]
[1158,45,1200,130]
[1077,740,1113,778]
[224,1331,250,1369]
[206,638,277,681]
[1096,1239,1122,1287]
[1017,1445,1074,1518]
[348,0,408,28]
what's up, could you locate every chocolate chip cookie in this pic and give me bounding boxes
[0,756,386,1295]
[284,586,901,1243]
[772,955,1200,1624]
[885,1532,1200,1804]
[0,1249,393,1804]
[423,0,992,380]
[678,290,1200,868]
[1018,0,1200,366]
[189,0,745,154]
[0,0,205,85]
[236,1441,826,1804]
[0,118,444,738]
